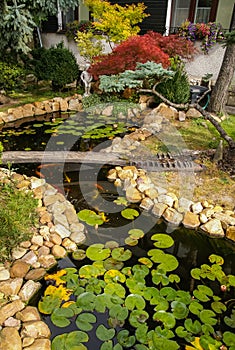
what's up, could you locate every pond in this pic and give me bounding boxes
[1,109,235,349]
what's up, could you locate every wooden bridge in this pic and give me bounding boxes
[1,151,204,172]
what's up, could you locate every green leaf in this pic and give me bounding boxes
[211,301,226,314]
[135,324,148,344]
[96,325,115,341]
[125,294,146,310]
[38,295,61,314]
[224,308,235,328]
[193,285,214,302]
[125,237,139,246]
[51,307,74,327]
[103,258,124,270]
[151,233,174,248]
[151,332,180,350]
[223,331,235,346]
[72,249,86,261]
[75,312,96,331]
[77,209,104,226]
[121,208,139,219]
[208,254,224,265]
[51,334,67,350]
[111,247,132,261]
[109,304,129,321]
[129,310,149,328]
[190,268,202,280]
[189,301,203,315]
[117,330,136,347]
[128,229,144,239]
[153,311,176,329]
[184,319,202,334]
[79,264,100,278]
[76,292,96,311]
[199,309,217,326]
[100,341,113,350]
[86,244,111,261]
[138,257,153,268]
[171,301,189,319]
[67,331,89,344]
[104,282,126,298]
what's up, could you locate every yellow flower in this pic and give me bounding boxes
[44,269,67,286]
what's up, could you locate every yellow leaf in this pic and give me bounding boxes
[185,337,204,350]
[44,269,67,286]
[44,285,72,302]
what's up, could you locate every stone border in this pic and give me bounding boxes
[0,95,83,125]
[0,169,86,350]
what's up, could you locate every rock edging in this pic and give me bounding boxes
[0,168,86,350]
[0,95,83,125]
[107,165,235,241]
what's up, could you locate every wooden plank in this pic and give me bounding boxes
[1,151,127,166]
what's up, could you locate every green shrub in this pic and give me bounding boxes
[0,61,24,91]
[155,60,190,104]
[0,182,39,262]
[31,43,79,90]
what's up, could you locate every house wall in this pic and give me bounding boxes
[216,0,234,29]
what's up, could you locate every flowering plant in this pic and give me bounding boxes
[178,20,224,53]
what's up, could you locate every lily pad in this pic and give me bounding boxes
[76,292,96,311]
[86,244,111,261]
[121,208,139,220]
[104,270,126,283]
[104,282,126,298]
[199,309,217,326]
[117,330,135,347]
[51,331,88,350]
[153,311,176,329]
[109,304,129,321]
[103,258,124,271]
[151,233,174,248]
[125,237,138,246]
[79,265,100,278]
[76,312,97,331]
[129,310,149,328]
[72,249,86,261]
[171,301,189,320]
[51,307,74,327]
[96,324,116,341]
[128,229,144,239]
[111,247,132,261]
[77,209,104,226]
[125,294,146,310]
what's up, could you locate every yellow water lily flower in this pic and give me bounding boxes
[185,337,204,350]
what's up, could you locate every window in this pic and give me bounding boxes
[171,0,218,30]
[172,0,190,28]
[194,0,212,23]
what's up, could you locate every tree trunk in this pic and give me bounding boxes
[208,43,235,114]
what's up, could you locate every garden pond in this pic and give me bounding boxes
[1,110,235,349]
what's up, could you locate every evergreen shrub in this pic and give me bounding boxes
[31,43,79,90]
[0,61,24,92]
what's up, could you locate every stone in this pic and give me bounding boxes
[21,320,51,339]
[0,278,23,296]
[51,245,67,258]
[34,108,47,116]
[139,197,154,211]
[186,108,202,118]
[34,101,44,109]
[200,213,208,224]
[69,231,86,245]
[152,203,168,217]
[155,103,178,119]
[68,99,82,111]
[31,235,44,247]
[22,338,35,347]
[25,268,47,281]
[158,194,174,207]
[18,280,41,302]
[38,255,57,269]
[64,208,79,224]
[43,194,63,207]
[3,316,21,328]
[37,246,50,257]
[53,224,71,239]
[23,339,51,350]
[178,111,186,121]
[162,208,183,226]
[30,178,46,189]
[0,268,10,281]
[182,211,200,229]
[125,186,143,203]
[200,219,224,237]
[49,233,62,245]
[62,238,77,251]
[39,212,52,224]
[16,306,41,322]
[16,179,31,189]
[0,327,22,350]
[51,102,60,112]
[11,247,28,260]
[144,187,158,200]
[0,300,25,324]
[107,169,117,181]
[102,105,113,116]
[213,213,235,226]
[60,99,69,111]
[53,213,69,228]
[22,104,35,118]
[21,251,38,265]
[226,226,235,242]
[191,202,203,214]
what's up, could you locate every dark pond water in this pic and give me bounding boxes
[0,110,140,152]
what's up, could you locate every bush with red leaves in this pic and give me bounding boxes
[89,32,196,79]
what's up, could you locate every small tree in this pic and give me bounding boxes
[84,0,148,48]
[0,0,79,57]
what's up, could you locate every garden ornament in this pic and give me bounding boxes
[81,63,93,97]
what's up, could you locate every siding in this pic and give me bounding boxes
[109,0,168,34]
